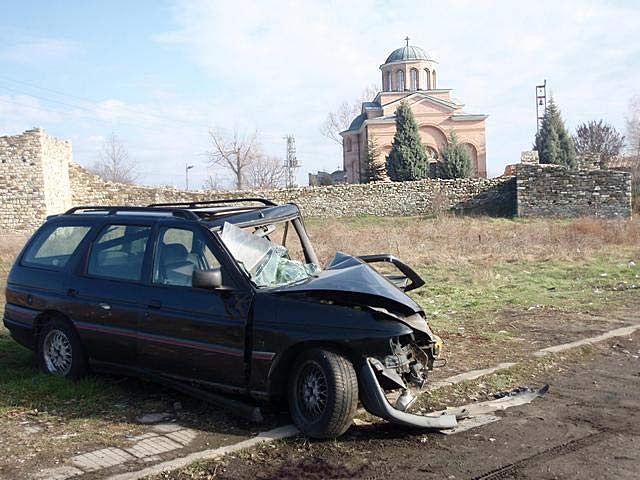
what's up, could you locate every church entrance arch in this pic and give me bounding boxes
[461,142,478,175]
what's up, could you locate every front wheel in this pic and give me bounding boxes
[37,319,88,380]
[288,348,358,438]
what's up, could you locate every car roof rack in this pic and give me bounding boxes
[64,206,200,220]
[147,198,277,209]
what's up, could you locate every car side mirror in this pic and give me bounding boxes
[192,268,223,290]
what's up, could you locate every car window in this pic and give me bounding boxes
[22,225,91,269]
[153,227,221,287]
[87,225,151,281]
[220,221,317,288]
[268,220,306,263]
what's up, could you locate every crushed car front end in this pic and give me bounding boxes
[355,309,455,429]
[266,251,457,430]
[209,204,457,431]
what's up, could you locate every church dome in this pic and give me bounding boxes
[385,45,432,64]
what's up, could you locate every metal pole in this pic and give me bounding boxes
[535,79,547,133]
[185,164,194,190]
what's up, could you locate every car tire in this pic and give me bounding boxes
[37,318,88,380]
[288,348,358,438]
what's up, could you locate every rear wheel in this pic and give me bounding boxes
[37,318,88,380]
[288,348,358,438]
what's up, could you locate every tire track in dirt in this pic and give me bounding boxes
[470,432,607,480]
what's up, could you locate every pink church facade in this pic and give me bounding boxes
[341,41,488,183]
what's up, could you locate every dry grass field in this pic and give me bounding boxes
[307,215,640,266]
[306,215,640,377]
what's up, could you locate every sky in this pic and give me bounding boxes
[1,0,639,187]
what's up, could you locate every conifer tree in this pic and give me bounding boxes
[386,101,429,181]
[361,138,386,182]
[439,133,472,179]
[535,97,577,169]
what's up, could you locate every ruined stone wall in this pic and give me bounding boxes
[69,162,515,218]
[516,163,632,218]
[0,128,68,230]
[40,132,72,216]
[0,129,633,233]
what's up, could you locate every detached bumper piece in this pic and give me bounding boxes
[359,358,457,430]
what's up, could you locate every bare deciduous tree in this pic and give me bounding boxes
[89,132,137,184]
[207,128,258,190]
[627,95,640,161]
[202,173,226,191]
[573,120,625,166]
[625,96,640,210]
[320,85,379,145]
[246,156,286,189]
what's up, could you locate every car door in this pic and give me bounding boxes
[66,220,154,367]
[137,223,252,388]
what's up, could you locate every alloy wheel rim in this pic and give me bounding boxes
[298,362,328,420]
[43,329,72,375]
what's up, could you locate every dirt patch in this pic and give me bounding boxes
[163,333,640,480]
[428,298,640,381]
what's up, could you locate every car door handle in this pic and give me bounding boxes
[67,288,79,297]
[148,300,162,309]
[98,303,111,311]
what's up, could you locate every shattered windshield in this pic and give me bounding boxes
[219,221,318,288]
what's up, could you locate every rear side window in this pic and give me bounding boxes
[87,225,151,281]
[22,225,91,269]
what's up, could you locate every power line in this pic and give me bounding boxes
[0,82,218,136]
[0,94,205,138]
[0,89,303,151]
[0,94,289,152]
[0,74,315,142]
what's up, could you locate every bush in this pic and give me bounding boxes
[439,133,472,179]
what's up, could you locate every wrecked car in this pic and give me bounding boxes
[3,199,456,438]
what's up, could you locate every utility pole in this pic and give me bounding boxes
[185,163,194,190]
[536,80,547,133]
[283,135,299,188]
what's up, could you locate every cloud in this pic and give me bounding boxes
[154,0,640,177]
[3,0,639,185]
[0,94,65,131]
[0,34,81,65]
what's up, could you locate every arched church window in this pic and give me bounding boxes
[386,71,392,91]
[397,70,405,91]
[410,68,418,91]
[425,68,431,90]
[345,137,352,152]
[432,70,437,89]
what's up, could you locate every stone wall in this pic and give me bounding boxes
[41,131,72,216]
[0,128,71,230]
[516,163,632,218]
[69,162,516,218]
[0,129,634,233]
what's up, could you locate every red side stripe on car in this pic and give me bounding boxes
[75,321,243,357]
[74,321,275,361]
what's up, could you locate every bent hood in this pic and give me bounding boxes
[271,252,423,315]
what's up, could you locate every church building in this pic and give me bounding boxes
[341,40,488,182]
